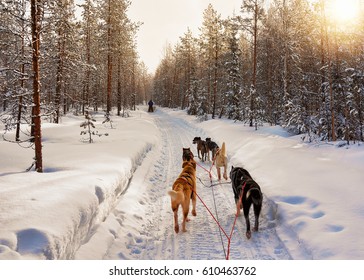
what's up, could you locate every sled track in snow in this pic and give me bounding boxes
[103,109,301,260]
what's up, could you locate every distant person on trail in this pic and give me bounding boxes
[148,99,154,112]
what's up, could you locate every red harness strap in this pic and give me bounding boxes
[195,156,217,184]
[237,181,248,208]
[226,181,247,259]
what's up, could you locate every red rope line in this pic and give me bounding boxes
[226,181,246,260]
[192,151,248,259]
[195,156,216,183]
[195,178,246,260]
[193,190,229,240]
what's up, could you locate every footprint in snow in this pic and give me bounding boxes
[325,224,344,233]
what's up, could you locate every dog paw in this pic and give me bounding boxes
[192,210,196,216]
[246,231,251,239]
[253,227,259,232]
[174,225,179,234]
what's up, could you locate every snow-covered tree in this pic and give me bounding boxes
[0,0,33,142]
[178,28,199,110]
[240,0,265,127]
[223,16,243,121]
[199,4,224,119]
[80,111,108,143]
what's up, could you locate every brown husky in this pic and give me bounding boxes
[168,159,197,233]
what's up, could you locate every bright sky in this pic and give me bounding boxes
[127,0,243,73]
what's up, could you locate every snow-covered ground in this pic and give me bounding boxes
[0,106,363,260]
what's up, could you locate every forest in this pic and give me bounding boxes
[1,0,364,174]
[1,0,153,172]
[154,0,364,144]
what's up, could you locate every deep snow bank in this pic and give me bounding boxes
[0,110,159,259]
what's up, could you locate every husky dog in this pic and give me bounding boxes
[215,142,228,180]
[192,137,208,162]
[230,166,263,239]
[182,147,194,162]
[205,137,219,161]
[168,159,197,233]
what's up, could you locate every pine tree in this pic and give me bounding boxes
[80,111,109,143]
[178,28,199,111]
[80,0,95,114]
[240,0,265,127]
[223,16,243,120]
[199,4,224,119]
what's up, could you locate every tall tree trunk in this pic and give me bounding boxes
[117,55,121,116]
[212,33,218,119]
[358,92,364,141]
[106,0,112,113]
[31,0,43,173]
[171,65,179,108]
[132,59,136,111]
[16,0,26,141]
[319,0,327,138]
[55,29,64,124]
[250,3,258,127]
[122,63,128,116]
[84,3,91,115]
[328,55,336,141]
[325,23,336,141]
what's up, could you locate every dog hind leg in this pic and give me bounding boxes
[173,207,179,233]
[253,203,262,232]
[223,164,228,180]
[236,201,241,216]
[217,167,221,180]
[191,191,197,216]
[244,202,252,239]
[182,203,190,232]
[197,148,201,159]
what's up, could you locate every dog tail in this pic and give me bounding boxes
[247,187,262,205]
[221,142,226,157]
[168,190,184,204]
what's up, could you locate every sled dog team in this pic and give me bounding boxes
[168,137,263,239]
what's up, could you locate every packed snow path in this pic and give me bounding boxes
[76,109,307,260]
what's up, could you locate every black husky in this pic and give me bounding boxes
[205,137,219,161]
[229,166,263,239]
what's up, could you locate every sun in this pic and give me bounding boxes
[328,0,361,24]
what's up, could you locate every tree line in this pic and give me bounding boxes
[153,0,364,143]
[0,0,153,172]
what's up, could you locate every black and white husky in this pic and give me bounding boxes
[229,166,263,239]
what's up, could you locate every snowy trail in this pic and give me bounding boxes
[76,109,304,260]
